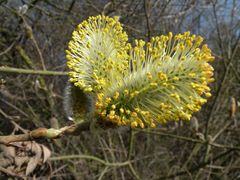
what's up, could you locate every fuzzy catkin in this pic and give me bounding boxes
[66,15,214,128]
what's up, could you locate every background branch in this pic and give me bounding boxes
[0,66,67,76]
[0,121,90,145]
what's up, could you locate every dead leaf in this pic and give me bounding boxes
[15,156,28,168]
[0,144,15,158]
[25,142,42,176]
[0,157,13,168]
[25,156,39,176]
[40,144,51,163]
[0,130,52,178]
[0,144,15,168]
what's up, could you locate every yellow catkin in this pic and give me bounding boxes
[66,15,214,128]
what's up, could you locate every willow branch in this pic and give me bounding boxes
[0,66,67,76]
[135,129,240,151]
[0,121,90,145]
[144,0,152,41]
[157,149,234,179]
[50,154,130,167]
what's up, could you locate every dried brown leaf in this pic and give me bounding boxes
[15,156,28,168]
[0,144,15,158]
[25,142,42,176]
[0,144,16,168]
[40,144,51,163]
[25,156,39,176]
[0,157,14,168]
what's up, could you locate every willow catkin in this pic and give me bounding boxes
[66,15,214,128]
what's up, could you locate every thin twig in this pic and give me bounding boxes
[19,13,47,70]
[127,129,140,179]
[136,129,240,151]
[0,41,16,56]
[156,149,234,179]
[0,166,24,179]
[0,66,67,76]
[50,154,130,167]
[144,0,152,41]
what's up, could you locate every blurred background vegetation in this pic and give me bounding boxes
[0,0,239,179]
